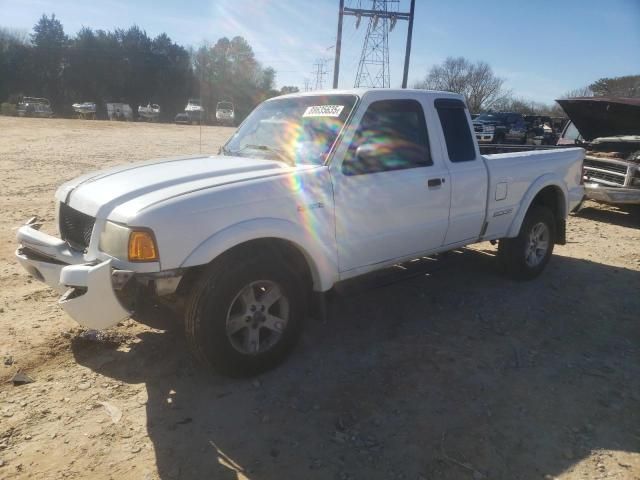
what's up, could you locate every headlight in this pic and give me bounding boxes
[99,221,159,262]
[485,125,495,132]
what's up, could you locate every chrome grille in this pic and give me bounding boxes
[59,203,95,250]
[584,158,628,175]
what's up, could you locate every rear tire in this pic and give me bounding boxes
[184,253,305,377]
[499,206,555,280]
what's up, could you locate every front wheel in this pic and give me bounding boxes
[184,255,305,377]
[498,206,555,280]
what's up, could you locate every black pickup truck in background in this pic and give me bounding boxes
[473,112,528,144]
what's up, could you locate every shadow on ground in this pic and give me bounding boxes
[574,202,640,229]
[72,246,640,479]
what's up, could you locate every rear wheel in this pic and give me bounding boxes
[499,206,555,280]
[184,254,305,377]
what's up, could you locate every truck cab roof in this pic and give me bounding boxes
[274,88,466,103]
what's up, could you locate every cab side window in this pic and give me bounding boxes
[342,99,431,175]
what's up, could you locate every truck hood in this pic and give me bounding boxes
[57,155,309,221]
[556,97,640,141]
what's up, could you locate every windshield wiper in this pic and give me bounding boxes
[228,144,293,165]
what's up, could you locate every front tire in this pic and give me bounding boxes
[184,254,305,377]
[499,206,555,280]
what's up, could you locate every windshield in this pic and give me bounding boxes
[475,112,507,122]
[217,102,233,110]
[562,121,581,141]
[223,94,358,165]
[188,99,200,106]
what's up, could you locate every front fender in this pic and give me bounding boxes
[506,173,568,238]
[179,218,338,291]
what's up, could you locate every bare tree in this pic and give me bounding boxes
[0,27,29,48]
[562,86,594,98]
[415,57,508,112]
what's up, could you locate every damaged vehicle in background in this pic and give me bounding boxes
[557,97,640,205]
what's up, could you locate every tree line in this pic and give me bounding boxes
[416,56,639,116]
[0,14,296,121]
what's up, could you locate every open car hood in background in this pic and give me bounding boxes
[556,97,640,141]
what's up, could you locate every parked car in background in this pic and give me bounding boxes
[138,103,160,122]
[524,116,568,145]
[106,103,133,121]
[473,111,527,144]
[185,98,204,124]
[17,97,53,118]
[174,112,190,124]
[216,101,235,126]
[72,102,96,120]
[557,96,640,205]
[15,88,584,376]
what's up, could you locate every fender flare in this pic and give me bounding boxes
[506,174,568,238]
[179,218,338,291]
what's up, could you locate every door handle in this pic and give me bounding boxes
[427,178,444,188]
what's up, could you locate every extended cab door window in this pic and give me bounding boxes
[435,99,476,162]
[342,99,432,175]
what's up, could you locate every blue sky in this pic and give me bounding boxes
[2,0,639,104]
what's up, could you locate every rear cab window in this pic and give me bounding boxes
[434,98,476,162]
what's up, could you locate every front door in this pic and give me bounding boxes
[331,97,451,273]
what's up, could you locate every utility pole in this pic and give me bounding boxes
[333,0,415,89]
[333,0,345,89]
[401,0,415,88]
[312,59,329,90]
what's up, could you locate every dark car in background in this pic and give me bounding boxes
[473,111,527,144]
[524,115,568,145]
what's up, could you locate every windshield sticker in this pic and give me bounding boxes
[303,105,345,118]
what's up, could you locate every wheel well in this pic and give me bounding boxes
[177,238,314,297]
[530,186,566,244]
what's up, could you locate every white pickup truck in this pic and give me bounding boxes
[16,89,584,376]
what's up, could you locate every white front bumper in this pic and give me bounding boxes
[15,223,130,329]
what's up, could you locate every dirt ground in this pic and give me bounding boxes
[0,116,639,480]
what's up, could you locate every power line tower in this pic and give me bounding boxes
[354,0,396,88]
[312,59,329,90]
[333,0,415,89]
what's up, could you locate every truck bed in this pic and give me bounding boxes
[482,147,585,240]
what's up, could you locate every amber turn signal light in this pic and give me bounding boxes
[128,230,158,262]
